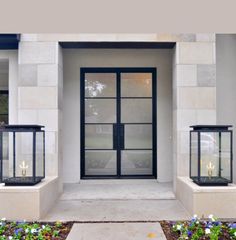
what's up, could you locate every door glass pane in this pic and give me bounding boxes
[121,150,152,175]
[85,73,116,97]
[121,73,152,97]
[85,150,117,175]
[85,99,116,123]
[121,99,152,123]
[125,124,152,149]
[85,124,113,149]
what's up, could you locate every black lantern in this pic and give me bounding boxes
[0,125,45,186]
[190,125,233,186]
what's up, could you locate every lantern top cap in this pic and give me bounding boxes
[190,125,232,131]
[0,125,44,131]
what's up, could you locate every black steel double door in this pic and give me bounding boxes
[81,68,156,178]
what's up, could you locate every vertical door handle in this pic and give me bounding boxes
[113,124,117,150]
[120,124,125,150]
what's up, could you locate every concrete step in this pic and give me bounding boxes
[43,199,190,221]
[61,181,175,200]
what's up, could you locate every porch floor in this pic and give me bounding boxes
[43,180,190,221]
[61,180,175,200]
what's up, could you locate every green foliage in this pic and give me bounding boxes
[172,214,236,240]
[0,218,65,239]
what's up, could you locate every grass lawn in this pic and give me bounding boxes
[0,219,73,240]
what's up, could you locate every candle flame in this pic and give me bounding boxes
[19,161,29,170]
[206,161,215,179]
[206,161,215,170]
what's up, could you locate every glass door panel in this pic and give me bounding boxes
[121,150,152,175]
[121,99,152,123]
[85,150,117,175]
[85,73,116,97]
[83,72,117,176]
[85,124,113,149]
[120,71,154,176]
[85,99,116,123]
[124,124,152,149]
[121,73,152,97]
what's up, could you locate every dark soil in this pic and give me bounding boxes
[160,220,232,240]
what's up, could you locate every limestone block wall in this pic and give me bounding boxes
[18,40,63,182]
[172,35,216,189]
[17,33,217,187]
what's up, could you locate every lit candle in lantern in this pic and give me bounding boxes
[19,161,29,177]
[206,161,215,179]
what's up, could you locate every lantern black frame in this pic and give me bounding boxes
[190,125,233,186]
[0,125,45,186]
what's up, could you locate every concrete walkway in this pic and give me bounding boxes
[66,222,167,240]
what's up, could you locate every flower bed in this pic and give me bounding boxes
[160,215,236,240]
[0,218,73,240]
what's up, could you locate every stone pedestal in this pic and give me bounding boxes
[0,177,59,220]
[177,177,236,218]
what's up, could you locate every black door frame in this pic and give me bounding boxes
[80,67,157,179]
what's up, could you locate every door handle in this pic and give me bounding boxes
[120,124,125,150]
[113,124,125,150]
[113,124,117,150]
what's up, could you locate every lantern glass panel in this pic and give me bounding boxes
[200,132,219,179]
[190,131,198,179]
[36,132,44,178]
[221,132,231,181]
[15,132,33,179]
[2,132,11,180]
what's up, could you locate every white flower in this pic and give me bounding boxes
[1,218,6,221]
[8,237,13,240]
[31,228,37,233]
[193,214,198,219]
[234,232,236,236]
[42,225,45,229]
[196,221,199,224]
[205,228,211,234]
[25,228,29,233]
[208,214,214,219]
[176,224,182,230]
[208,214,215,221]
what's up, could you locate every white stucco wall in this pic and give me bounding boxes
[216,34,236,183]
[63,49,173,183]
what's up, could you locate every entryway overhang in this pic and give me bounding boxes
[59,41,175,49]
[0,34,20,49]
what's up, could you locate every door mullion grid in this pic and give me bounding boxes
[81,68,156,179]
